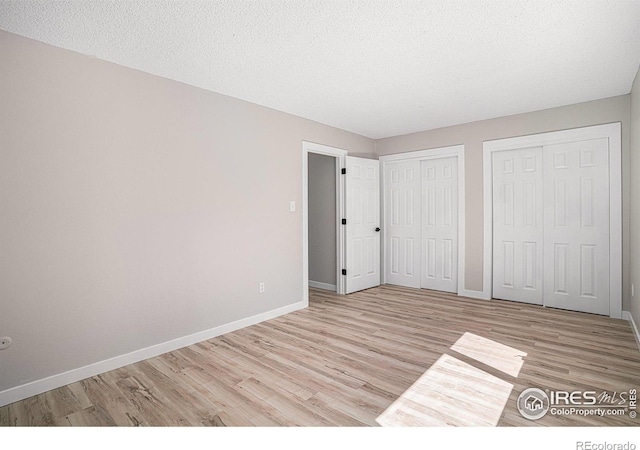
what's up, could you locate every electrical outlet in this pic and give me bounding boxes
[0,337,12,350]
[259,282,265,294]
[289,201,296,212]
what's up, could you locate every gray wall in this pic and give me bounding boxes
[630,66,640,327]
[308,153,337,287]
[375,96,631,311]
[0,30,374,394]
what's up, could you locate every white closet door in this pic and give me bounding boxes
[492,147,544,305]
[345,156,381,294]
[384,161,421,288]
[543,139,610,315]
[421,157,458,293]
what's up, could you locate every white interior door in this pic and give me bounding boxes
[491,139,610,315]
[384,160,421,288]
[345,156,380,294]
[492,147,544,305]
[543,139,610,315]
[421,157,458,293]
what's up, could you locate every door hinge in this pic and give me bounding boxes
[341,168,346,175]
[342,269,347,276]
[341,218,347,225]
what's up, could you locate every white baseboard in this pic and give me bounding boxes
[0,300,306,408]
[623,310,640,352]
[458,289,490,300]
[309,280,337,291]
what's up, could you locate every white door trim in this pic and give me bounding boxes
[482,123,622,318]
[302,141,347,305]
[380,145,466,295]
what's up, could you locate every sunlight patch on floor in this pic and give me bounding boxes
[376,354,513,426]
[451,332,527,377]
[376,333,526,426]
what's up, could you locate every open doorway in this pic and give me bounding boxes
[302,142,346,306]
[308,153,338,292]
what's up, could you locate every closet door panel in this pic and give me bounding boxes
[421,157,458,293]
[492,147,544,305]
[542,139,610,315]
[384,161,421,288]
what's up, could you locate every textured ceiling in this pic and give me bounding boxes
[1,0,639,139]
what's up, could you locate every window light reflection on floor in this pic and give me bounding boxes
[376,333,526,427]
[451,332,527,378]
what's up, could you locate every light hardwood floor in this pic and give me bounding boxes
[1,286,639,426]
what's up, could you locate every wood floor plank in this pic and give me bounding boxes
[1,286,639,426]
[180,366,280,426]
[63,405,117,426]
[78,373,148,426]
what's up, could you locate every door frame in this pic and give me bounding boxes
[482,123,622,318]
[302,141,347,306]
[379,144,467,295]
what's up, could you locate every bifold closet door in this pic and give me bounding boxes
[543,139,610,315]
[421,157,458,293]
[492,147,544,305]
[492,139,610,315]
[384,161,421,288]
